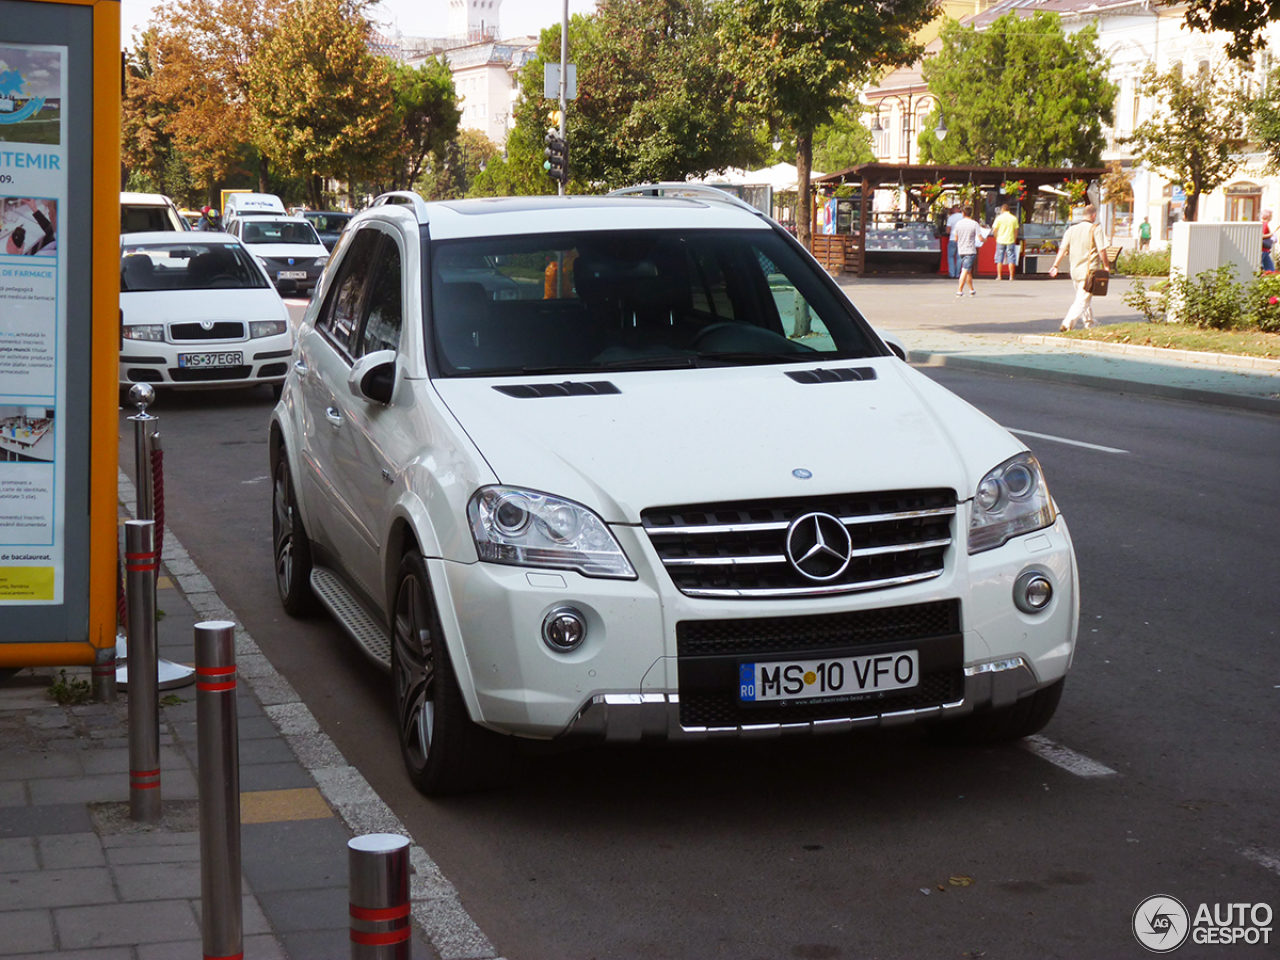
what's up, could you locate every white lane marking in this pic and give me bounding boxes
[1006,428,1129,455]
[241,475,270,485]
[1022,735,1118,777]
[1241,847,1280,878]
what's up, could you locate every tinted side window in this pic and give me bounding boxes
[317,228,380,356]
[357,240,402,357]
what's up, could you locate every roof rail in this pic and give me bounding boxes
[607,183,766,217]
[370,191,431,221]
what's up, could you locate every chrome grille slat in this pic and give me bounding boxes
[642,489,955,599]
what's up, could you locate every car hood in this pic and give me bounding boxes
[122,288,289,324]
[431,359,1024,524]
[244,243,329,260]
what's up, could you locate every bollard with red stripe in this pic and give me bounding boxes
[349,834,412,959]
[125,520,161,823]
[195,620,242,960]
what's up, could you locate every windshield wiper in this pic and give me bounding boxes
[692,352,818,367]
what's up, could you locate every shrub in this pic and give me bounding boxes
[1122,278,1167,323]
[1166,266,1247,330]
[1114,247,1171,276]
[1249,273,1280,333]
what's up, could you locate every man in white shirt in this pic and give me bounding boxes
[945,205,963,278]
[1048,205,1109,330]
[952,207,982,297]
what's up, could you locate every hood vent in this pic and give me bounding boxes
[493,380,621,399]
[786,367,877,385]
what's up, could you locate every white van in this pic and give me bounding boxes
[120,192,188,233]
[223,192,287,223]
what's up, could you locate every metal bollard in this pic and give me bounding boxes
[195,620,242,960]
[92,645,117,703]
[349,834,411,959]
[125,520,161,823]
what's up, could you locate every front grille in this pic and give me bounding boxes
[169,321,246,341]
[168,365,252,382]
[677,599,960,657]
[643,489,955,599]
[680,671,963,726]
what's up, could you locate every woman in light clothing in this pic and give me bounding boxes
[1048,205,1109,330]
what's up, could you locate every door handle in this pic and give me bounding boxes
[293,360,309,376]
[324,407,343,426]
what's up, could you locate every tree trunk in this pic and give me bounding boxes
[796,132,813,251]
[309,174,322,210]
[258,154,269,194]
[1186,187,1200,222]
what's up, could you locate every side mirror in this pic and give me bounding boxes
[878,331,908,362]
[348,349,397,405]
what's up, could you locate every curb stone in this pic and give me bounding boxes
[1021,334,1280,372]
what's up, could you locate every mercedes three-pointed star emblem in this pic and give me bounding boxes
[784,512,853,581]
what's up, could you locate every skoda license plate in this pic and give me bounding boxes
[739,651,919,704]
[177,352,242,369]
[278,270,307,280]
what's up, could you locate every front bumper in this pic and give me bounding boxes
[120,337,293,388]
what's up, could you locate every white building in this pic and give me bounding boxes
[866,0,1279,245]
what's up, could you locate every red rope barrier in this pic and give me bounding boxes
[150,447,164,560]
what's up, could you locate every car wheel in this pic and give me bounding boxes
[934,678,1065,745]
[272,454,317,616]
[392,551,524,796]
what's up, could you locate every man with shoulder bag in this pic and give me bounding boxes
[1048,204,1109,331]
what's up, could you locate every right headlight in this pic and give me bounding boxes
[967,452,1056,554]
[467,486,637,579]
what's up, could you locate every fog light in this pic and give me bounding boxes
[1014,571,1053,613]
[542,606,586,651]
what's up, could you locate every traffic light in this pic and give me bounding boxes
[544,130,568,186]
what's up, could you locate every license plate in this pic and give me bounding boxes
[278,270,307,280]
[177,352,243,369]
[739,651,919,704]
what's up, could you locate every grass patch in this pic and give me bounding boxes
[48,669,93,706]
[1055,322,1280,358]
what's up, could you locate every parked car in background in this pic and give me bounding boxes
[302,211,354,251]
[120,192,189,233]
[222,191,287,225]
[269,187,1079,796]
[120,232,293,396]
[180,209,201,229]
[224,215,330,296]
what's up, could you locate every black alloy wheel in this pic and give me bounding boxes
[272,454,317,616]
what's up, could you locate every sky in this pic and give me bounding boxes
[119,0,598,47]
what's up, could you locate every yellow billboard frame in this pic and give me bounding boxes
[0,0,120,667]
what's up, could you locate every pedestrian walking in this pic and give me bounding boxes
[953,207,982,297]
[1048,204,1109,330]
[1138,216,1151,250]
[946,205,963,278]
[1261,209,1274,273]
[992,204,1019,281]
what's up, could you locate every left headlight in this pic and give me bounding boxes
[122,324,165,341]
[968,452,1056,554]
[314,257,329,269]
[467,486,637,579]
[249,320,288,338]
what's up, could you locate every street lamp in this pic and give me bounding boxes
[870,90,946,159]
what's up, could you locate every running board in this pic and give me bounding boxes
[310,567,392,672]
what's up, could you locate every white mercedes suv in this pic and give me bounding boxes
[269,186,1079,795]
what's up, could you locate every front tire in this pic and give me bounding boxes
[272,454,317,616]
[392,551,523,796]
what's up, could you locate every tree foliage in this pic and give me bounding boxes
[1176,0,1280,62]
[918,12,1116,168]
[247,0,400,207]
[385,58,462,192]
[812,106,875,174]
[717,0,936,248]
[1250,67,1280,172]
[147,0,289,192]
[1125,63,1246,221]
[420,129,500,200]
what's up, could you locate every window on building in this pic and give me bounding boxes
[1225,182,1262,222]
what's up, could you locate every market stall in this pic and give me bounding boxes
[810,163,1106,278]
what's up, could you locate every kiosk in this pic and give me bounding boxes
[0,0,120,673]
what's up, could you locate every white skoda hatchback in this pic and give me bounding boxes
[120,232,293,394]
[270,187,1079,795]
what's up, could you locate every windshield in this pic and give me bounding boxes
[429,229,879,376]
[306,213,352,232]
[120,241,269,292]
[240,219,322,245]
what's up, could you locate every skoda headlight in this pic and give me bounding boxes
[968,452,1056,554]
[249,320,288,338]
[123,324,165,342]
[467,486,636,579]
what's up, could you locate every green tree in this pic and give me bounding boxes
[246,0,400,208]
[1250,66,1280,171]
[812,106,875,174]
[420,129,500,199]
[1175,0,1279,62]
[1126,63,1246,221]
[385,58,462,192]
[918,13,1116,168]
[717,0,936,249]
